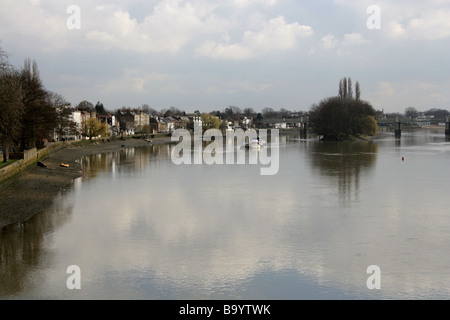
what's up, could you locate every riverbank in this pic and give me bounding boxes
[319,134,374,142]
[0,136,173,229]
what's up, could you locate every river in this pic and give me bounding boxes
[1,130,450,299]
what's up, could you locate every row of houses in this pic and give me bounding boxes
[53,108,109,141]
[54,107,191,141]
[53,106,311,142]
[116,109,190,135]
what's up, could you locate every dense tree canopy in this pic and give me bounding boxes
[424,108,450,119]
[83,118,108,140]
[20,59,57,149]
[77,100,94,112]
[95,101,107,115]
[404,107,419,118]
[0,47,72,160]
[201,113,220,132]
[0,66,23,162]
[310,79,378,140]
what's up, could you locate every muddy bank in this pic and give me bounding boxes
[0,136,173,229]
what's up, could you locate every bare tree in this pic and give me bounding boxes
[261,107,275,119]
[348,78,353,99]
[77,100,95,112]
[48,92,68,107]
[0,45,9,72]
[355,81,361,100]
[141,104,150,114]
[224,106,242,122]
[160,108,168,117]
[20,59,57,149]
[404,107,419,119]
[168,106,185,116]
[339,77,359,100]
[0,67,23,162]
[279,108,290,119]
[343,77,348,99]
[141,104,160,116]
[424,108,449,119]
[339,79,344,98]
[243,107,255,118]
[49,92,78,140]
[148,107,159,117]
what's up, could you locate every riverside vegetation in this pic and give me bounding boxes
[309,78,378,141]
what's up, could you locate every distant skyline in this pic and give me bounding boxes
[1,0,449,113]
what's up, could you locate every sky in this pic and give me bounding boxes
[0,0,449,114]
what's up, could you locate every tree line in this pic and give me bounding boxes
[386,107,450,120]
[0,47,70,162]
[0,46,116,162]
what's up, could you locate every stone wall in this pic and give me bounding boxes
[23,148,37,162]
[0,159,28,183]
[0,142,66,184]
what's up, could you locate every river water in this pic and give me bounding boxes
[1,130,450,300]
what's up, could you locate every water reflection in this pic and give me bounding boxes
[44,140,381,299]
[1,133,450,299]
[0,190,74,296]
[81,144,173,179]
[0,144,172,299]
[308,141,378,204]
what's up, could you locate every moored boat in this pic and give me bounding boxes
[242,137,266,149]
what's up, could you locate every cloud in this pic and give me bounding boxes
[84,1,213,54]
[388,21,406,38]
[322,33,368,48]
[333,0,450,41]
[321,33,369,56]
[103,69,147,94]
[0,0,311,58]
[83,1,298,56]
[197,15,313,60]
[206,80,272,94]
[321,34,338,49]
[342,33,369,46]
[0,0,71,52]
[96,69,194,97]
[395,9,450,40]
[243,15,313,51]
[378,81,394,97]
[0,0,225,54]
[231,0,277,8]
[367,80,450,112]
[196,41,254,60]
[429,93,446,103]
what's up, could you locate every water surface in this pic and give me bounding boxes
[1,130,450,299]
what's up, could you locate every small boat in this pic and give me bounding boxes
[242,137,266,150]
[60,163,70,167]
[250,137,266,149]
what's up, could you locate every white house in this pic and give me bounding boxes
[274,122,287,129]
[53,107,83,141]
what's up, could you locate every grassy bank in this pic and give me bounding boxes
[0,159,18,169]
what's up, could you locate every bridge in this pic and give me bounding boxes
[377,117,450,138]
[257,116,450,139]
[258,117,309,138]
